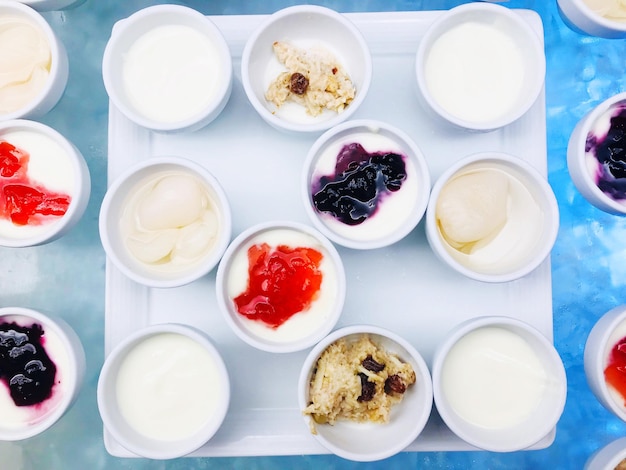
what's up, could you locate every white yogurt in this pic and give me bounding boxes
[311,132,419,243]
[0,129,74,239]
[115,333,223,441]
[436,166,544,274]
[441,327,548,429]
[226,228,338,343]
[424,21,525,124]
[0,15,51,114]
[119,170,221,273]
[122,24,222,123]
[0,315,71,429]
[583,0,626,22]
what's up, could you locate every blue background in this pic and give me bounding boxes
[1,0,625,468]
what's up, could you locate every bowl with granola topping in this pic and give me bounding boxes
[297,325,433,462]
[240,5,372,134]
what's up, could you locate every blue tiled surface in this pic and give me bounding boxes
[1,0,625,468]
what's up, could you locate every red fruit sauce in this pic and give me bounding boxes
[233,243,324,328]
[0,141,71,225]
[604,337,626,405]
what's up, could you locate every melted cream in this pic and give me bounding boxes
[0,15,51,114]
[583,0,626,22]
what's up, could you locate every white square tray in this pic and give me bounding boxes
[104,10,552,457]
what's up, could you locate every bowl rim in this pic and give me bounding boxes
[0,119,91,247]
[301,118,432,249]
[98,155,232,288]
[0,0,68,120]
[101,4,233,133]
[557,0,626,34]
[425,151,559,283]
[240,4,373,134]
[431,315,567,452]
[297,324,434,461]
[415,2,546,131]
[0,306,85,441]
[96,322,230,459]
[215,219,346,353]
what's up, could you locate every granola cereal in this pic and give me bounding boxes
[303,334,416,433]
[265,41,355,117]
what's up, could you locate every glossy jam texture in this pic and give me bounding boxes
[0,321,57,407]
[0,140,71,226]
[586,101,626,204]
[234,243,323,328]
[312,142,407,225]
[604,335,626,405]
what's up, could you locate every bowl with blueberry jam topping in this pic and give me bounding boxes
[302,119,431,249]
[568,92,626,215]
[0,306,85,440]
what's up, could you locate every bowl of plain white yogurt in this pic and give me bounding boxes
[432,316,567,453]
[99,156,232,288]
[302,119,431,249]
[415,3,545,131]
[102,4,233,133]
[425,152,559,283]
[215,220,346,353]
[584,305,626,422]
[97,323,230,459]
[558,0,626,38]
[0,306,85,441]
[0,119,91,247]
[241,5,372,134]
[0,1,69,120]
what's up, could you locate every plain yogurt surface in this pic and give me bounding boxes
[122,24,222,123]
[226,228,338,343]
[0,129,74,239]
[441,326,548,429]
[436,166,544,274]
[115,332,223,441]
[0,15,51,114]
[424,21,525,124]
[311,131,419,243]
[0,314,71,429]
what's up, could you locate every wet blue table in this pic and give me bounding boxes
[1,0,625,468]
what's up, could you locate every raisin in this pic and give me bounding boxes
[384,374,407,395]
[290,73,309,95]
[357,372,375,402]
[362,355,384,372]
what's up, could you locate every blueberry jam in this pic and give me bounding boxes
[0,322,57,406]
[312,142,407,225]
[586,103,626,201]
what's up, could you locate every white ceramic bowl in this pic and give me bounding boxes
[99,156,232,288]
[432,316,567,452]
[102,4,233,133]
[585,436,626,470]
[241,5,372,134]
[425,152,559,283]
[215,220,346,353]
[302,119,431,250]
[0,119,91,247]
[558,0,626,39]
[97,323,230,459]
[415,3,545,131]
[0,1,69,120]
[0,306,85,441]
[298,324,433,462]
[15,0,85,11]
[567,92,626,215]
[584,305,626,421]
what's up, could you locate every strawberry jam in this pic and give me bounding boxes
[0,141,71,226]
[233,243,323,328]
[604,336,626,405]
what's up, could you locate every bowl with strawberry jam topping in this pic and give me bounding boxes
[0,119,91,247]
[585,304,626,422]
[215,221,346,353]
[0,307,85,440]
